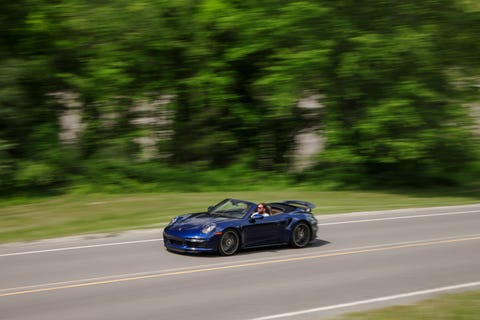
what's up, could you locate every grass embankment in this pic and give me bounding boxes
[0,189,479,244]
[333,290,480,320]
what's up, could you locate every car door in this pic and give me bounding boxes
[242,215,287,247]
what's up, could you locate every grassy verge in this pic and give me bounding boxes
[0,189,479,244]
[333,290,480,320]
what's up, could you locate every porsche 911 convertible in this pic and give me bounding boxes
[163,198,318,255]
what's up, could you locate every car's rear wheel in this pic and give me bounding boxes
[290,222,311,248]
[218,229,240,256]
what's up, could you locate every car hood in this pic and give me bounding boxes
[172,212,230,230]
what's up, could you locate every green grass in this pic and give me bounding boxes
[332,290,480,320]
[0,189,479,244]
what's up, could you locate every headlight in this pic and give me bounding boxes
[201,223,216,234]
[168,216,180,227]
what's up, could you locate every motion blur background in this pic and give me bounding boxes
[1,0,479,195]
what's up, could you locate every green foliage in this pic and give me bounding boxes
[14,161,58,188]
[0,140,16,191]
[0,0,479,194]
[316,0,480,186]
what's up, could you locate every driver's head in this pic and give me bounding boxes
[257,203,266,213]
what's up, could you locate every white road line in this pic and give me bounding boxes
[317,210,479,226]
[0,238,163,257]
[249,281,480,320]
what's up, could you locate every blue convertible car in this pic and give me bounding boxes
[163,198,318,255]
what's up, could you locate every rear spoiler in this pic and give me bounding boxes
[282,200,316,212]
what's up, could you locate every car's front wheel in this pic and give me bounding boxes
[218,229,240,256]
[290,222,311,248]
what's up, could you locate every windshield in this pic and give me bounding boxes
[209,199,253,219]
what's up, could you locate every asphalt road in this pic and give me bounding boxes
[1,204,479,320]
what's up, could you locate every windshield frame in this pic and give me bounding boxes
[209,199,256,219]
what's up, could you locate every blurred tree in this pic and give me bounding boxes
[0,0,479,192]
[0,0,65,191]
[317,0,479,185]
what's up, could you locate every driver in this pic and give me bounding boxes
[254,203,271,217]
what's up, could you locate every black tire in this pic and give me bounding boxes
[290,222,311,248]
[218,229,240,256]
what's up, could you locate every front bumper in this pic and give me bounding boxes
[163,231,218,253]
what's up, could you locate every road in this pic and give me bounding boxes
[1,204,479,320]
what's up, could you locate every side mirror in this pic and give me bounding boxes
[208,206,214,213]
